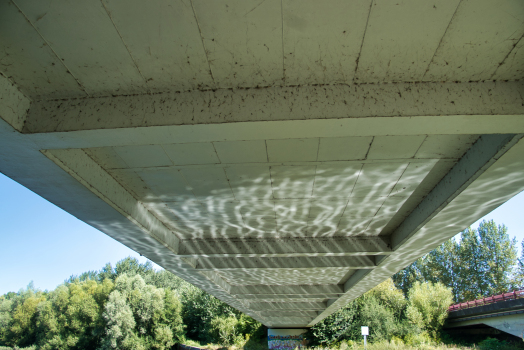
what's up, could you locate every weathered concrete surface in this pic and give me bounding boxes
[2,0,524,329]
[23,81,524,134]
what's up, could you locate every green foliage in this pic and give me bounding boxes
[405,281,453,339]
[180,283,240,343]
[210,316,241,346]
[394,220,520,303]
[0,283,45,348]
[308,279,416,345]
[100,274,184,350]
[35,278,113,350]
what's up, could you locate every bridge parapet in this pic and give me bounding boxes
[449,290,524,312]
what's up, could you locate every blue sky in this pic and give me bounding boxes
[1,172,523,295]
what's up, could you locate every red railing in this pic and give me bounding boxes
[448,290,524,312]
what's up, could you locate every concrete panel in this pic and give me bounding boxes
[225,166,273,200]
[317,137,373,161]
[367,135,426,160]
[415,135,479,159]
[0,2,86,99]
[15,0,148,96]
[136,168,193,201]
[389,162,437,197]
[180,167,234,199]
[424,0,524,81]
[84,147,129,170]
[270,165,316,199]
[493,36,524,81]
[355,0,460,82]
[351,162,408,197]
[113,145,172,168]
[312,164,362,198]
[192,0,283,88]
[163,143,220,165]
[282,0,371,85]
[213,140,268,164]
[267,138,319,163]
[99,0,214,92]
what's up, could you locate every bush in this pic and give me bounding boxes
[478,337,522,350]
[210,316,243,346]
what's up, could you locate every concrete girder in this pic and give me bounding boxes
[229,285,344,296]
[179,237,390,258]
[258,311,319,318]
[43,148,181,254]
[195,256,376,270]
[235,296,336,302]
[248,302,327,311]
[391,133,524,249]
[23,81,524,134]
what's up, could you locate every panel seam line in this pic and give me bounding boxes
[11,0,90,96]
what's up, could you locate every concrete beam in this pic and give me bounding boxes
[248,302,326,311]
[24,81,524,134]
[179,237,390,258]
[195,256,376,270]
[0,72,30,132]
[235,294,342,301]
[258,311,319,317]
[391,134,523,249]
[44,148,180,254]
[230,284,343,296]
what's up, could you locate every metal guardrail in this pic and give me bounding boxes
[448,290,524,312]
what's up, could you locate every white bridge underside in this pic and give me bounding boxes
[1,0,524,327]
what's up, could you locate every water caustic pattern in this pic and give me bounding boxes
[83,134,477,240]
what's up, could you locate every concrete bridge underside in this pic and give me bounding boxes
[1,0,524,328]
[446,299,524,338]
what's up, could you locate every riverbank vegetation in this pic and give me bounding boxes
[1,220,523,349]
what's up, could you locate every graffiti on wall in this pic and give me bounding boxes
[268,334,306,350]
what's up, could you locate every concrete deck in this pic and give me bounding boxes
[1,0,524,328]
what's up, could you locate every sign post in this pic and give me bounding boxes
[361,326,368,349]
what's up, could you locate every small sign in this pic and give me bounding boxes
[361,326,369,336]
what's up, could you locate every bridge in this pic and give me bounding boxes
[446,291,524,338]
[1,0,524,336]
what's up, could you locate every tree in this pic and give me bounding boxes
[477,220,517,295]
[180,283,240,343]
[423,238,462,302]
[100,274,184,350]
[515,239,524,289]
[1,282,45,348]
[394,220,519,303]
[36,278,114,350]
[392,257,426,297]
[406,281,453,338]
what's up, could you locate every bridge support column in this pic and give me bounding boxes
[268,329,308,350]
